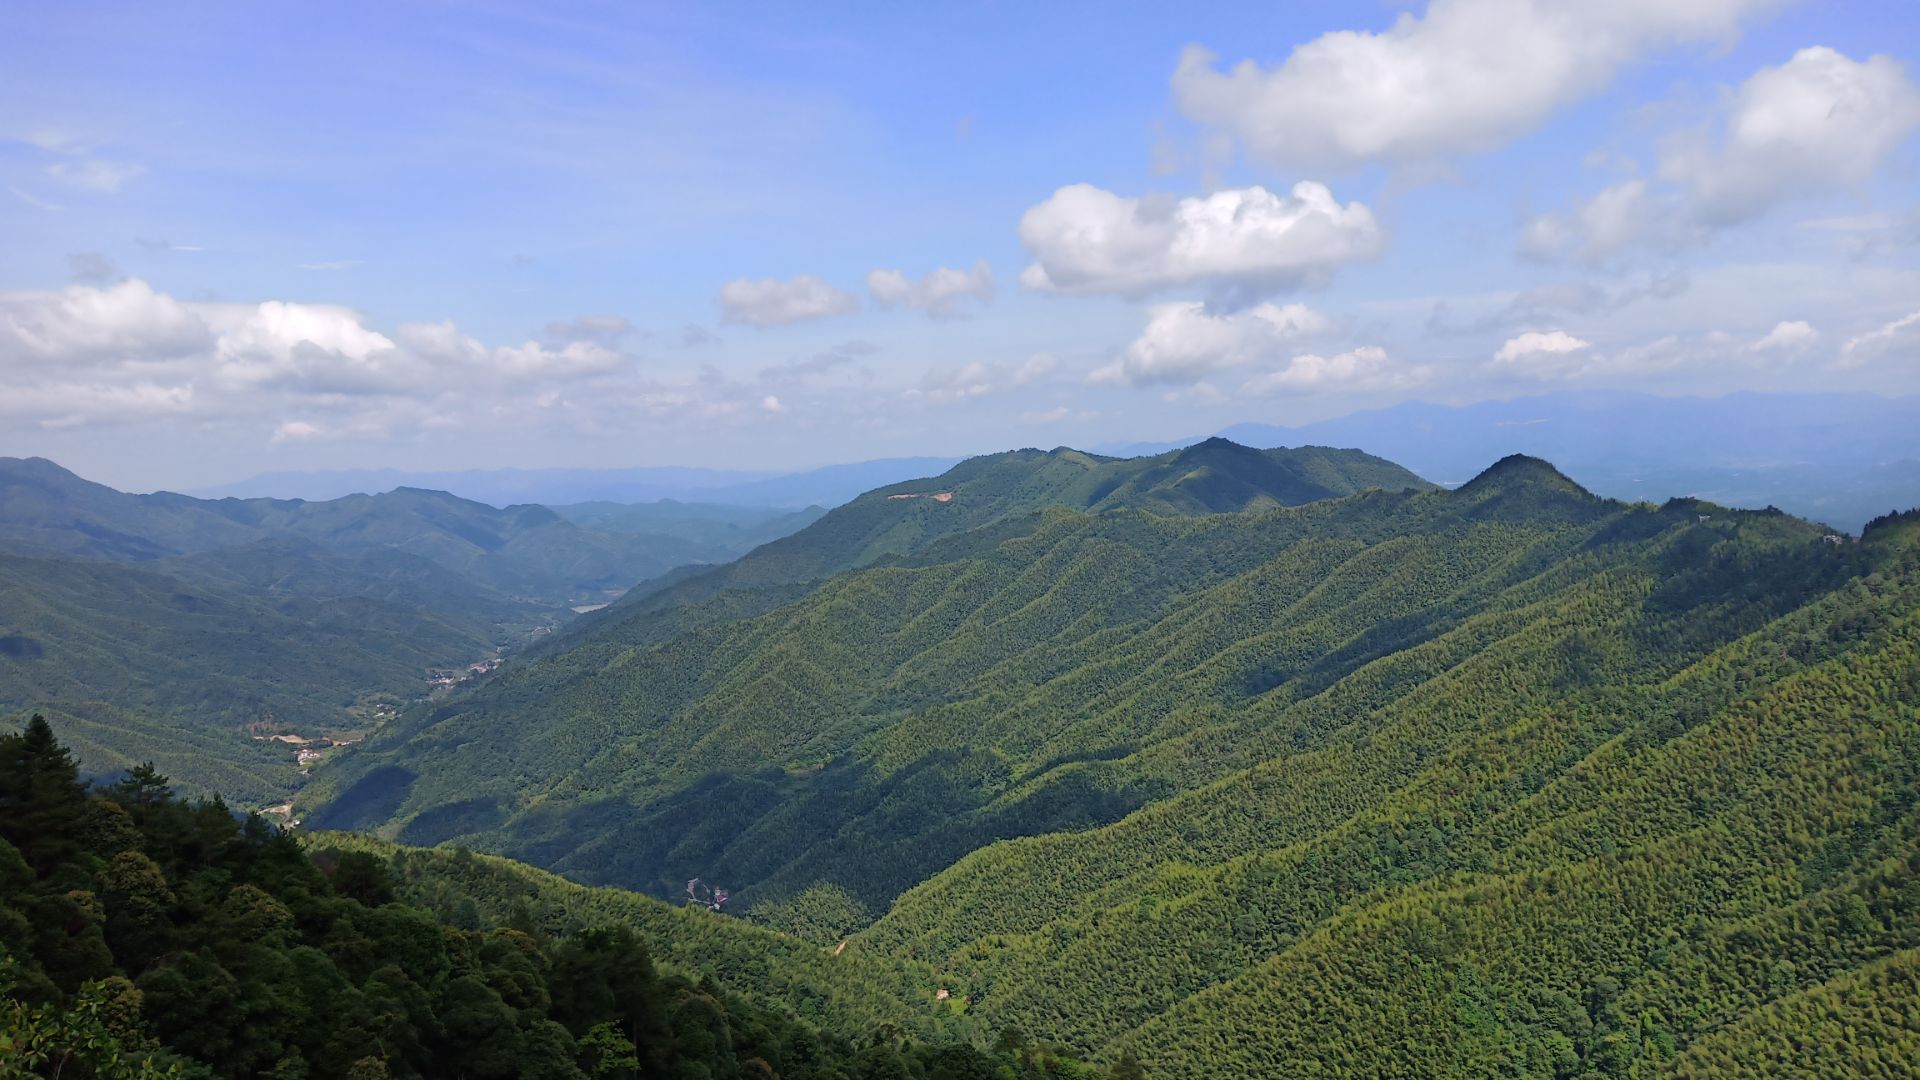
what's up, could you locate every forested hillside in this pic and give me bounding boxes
[582,440,1432,624]
[0,547,525,807]
[15,439,1919,1077]
[0,458,820,810]
[0,719,1122,1078]
[298,448,1920,1077]
[305,455,1836,908]
[548,500,828,557]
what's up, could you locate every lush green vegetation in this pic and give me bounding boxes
[548,500,827,559]
[301,452,1920,1076]
[1,718,1126,1078]
[0,457,826,808]
[0,546,528,807]
[13,440,1920,1075]
[586,440,1432,622]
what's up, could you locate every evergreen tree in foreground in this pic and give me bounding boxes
[1,716,1128,1078]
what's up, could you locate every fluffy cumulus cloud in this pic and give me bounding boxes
[1485,318,1885,384]
[1752,320,1818,352]
[1666,47,1920,226]
[1242,345,1420,395]
[1525,47,1920,260]
[1018,183,1382,299]
[719,274,859,327]
[1093,301,1334,386]
[0,278,634,433]
[1494,330,1593,367]
[866,261,994,316]
[1171,0,1776,171]
[2,279,214,365]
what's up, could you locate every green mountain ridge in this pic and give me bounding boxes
[9,437,1920,1076]
[570,440,1432,637]
[0,456,716,606]
[293,445,1920,1076]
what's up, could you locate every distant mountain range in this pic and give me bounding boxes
[195,392,1920,532]
[1105,390,1920,531]
[194,456,968,509]
[297,430,1920,1075]
[0,456,825,803]
[0,456,790,606]
[12,430,1920,1075]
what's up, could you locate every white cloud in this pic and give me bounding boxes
[1752,320,1817,351]
[1841,308,1920,367]
[1242,346,1417,395]
[1664,47,1920,226]
[0,382,195,428]
[0,279,637,432]
[866,261,994,316]
[271,420,323,443]
[760,394,787,414]
[45,158,145,193]
[912,361,1001,402]
[7,186,65,212]
[1,279,213,365]
[1094,301,1334,386]
[719,274,859,327]
[1014,352,1058,385]
[1018,182,1382,299]
[1494,330,1592,366]
[1525,47,1920,260]
[909,351,1063,404]
[1171,0,1775,171]
[395,320,626,385]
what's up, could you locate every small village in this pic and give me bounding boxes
[250,653,507,824]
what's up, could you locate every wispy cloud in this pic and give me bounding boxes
[7,186,65,212]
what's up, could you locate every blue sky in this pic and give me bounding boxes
[2,0,1918,489]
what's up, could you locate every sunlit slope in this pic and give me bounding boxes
[1095,553,1920,1077]
[309,456,1857,917]
[582,439,1434,625]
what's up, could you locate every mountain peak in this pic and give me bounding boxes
[1456,454,1590,497]
[1182,436,1256,455]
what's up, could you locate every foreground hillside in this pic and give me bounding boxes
[0,719,1120,1078]
[302,444,1920,1075]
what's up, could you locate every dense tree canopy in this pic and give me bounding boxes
[0,718,1117,1078]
